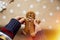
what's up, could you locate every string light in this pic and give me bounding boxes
[42,18,46,22]
[29,4,34,9]
[2,16,6,19]
[48,25,52,29]
[49,12,53,16]
[50,0,54,3]
[22,10,27,14]
[17,3,21,7]
[56,6,60,11]
[9,9,14,13]
[56,19,59,23]
[35,11,40,15]
[42,5,47,9]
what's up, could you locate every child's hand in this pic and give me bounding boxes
[14,16,25,23]
[34,19,41,34]
[34,19,40,26]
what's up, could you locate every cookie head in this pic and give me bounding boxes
[26,11,35,19]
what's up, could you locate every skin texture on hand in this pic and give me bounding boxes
[14,16,25,24]
[14,16,41,37]
[34,19,42,34]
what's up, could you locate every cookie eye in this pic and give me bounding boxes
[29,14,31,16]
[28,13,31,17]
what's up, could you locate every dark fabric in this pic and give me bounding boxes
[0,38,3,40]
[0,19,21,39]
[1,27,14,39]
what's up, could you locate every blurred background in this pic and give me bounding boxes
[0,0,60,40]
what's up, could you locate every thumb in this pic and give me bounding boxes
[19,18,25,23]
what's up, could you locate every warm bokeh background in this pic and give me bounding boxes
[0,0,60,40]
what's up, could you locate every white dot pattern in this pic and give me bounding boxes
[48,25,52,29]
[42,5,47,9]
[35,11,40,15]
[9,9,14,13]
[0,0,60,30]
[29,4,34,9]
[56,19,59,23]
[50,0,54,3]
[49,12,53,16]
[17,3,21,7]
[56,6,60,11]
[2,16,6,19]
[42,18,46,22]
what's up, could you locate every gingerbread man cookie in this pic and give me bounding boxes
[22,11,40,37]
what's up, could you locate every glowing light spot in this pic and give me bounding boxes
[49,12,53,16]
[42,5,47,9]
[50,0,54,3]
[17,3,21,7]
[2,16,6,19]
[0,7,3,11]
[56,19,59,23]
[56,6,60,11]
[36,0,41,2]
[48,25,52,29]
[35,11,40,15]
[42,18,46,22]
[22,10,26,14]
[9,9,14,13]
[29,4,34,9]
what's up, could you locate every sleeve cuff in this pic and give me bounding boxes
[1,18,21,39]
[5,18,21,35]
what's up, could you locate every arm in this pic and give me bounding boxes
[0,16,25,40]
[34,19,41,34]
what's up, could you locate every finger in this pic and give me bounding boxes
[19,18,25,23]
[14,16,23,20]
[36,20,40,24]
[34,19,37,25]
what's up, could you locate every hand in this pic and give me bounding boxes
[34,19,41,34]
[34,19,40,26]
[14,16,25,24]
